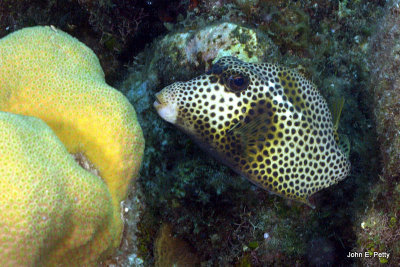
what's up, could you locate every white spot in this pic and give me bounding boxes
[361,222,366,229]
[263,232,270,239]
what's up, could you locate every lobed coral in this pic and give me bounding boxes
[0,26,144,265]
[0,111,114,266]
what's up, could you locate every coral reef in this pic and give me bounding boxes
[369,1,400,179]
[122,0,383,265]
[0,26,144,265]
[354,1,400,265]
[101,186,147,267]
[257,1,312,55]
[0,0,390,266]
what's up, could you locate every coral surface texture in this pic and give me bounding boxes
[0,26,144,266]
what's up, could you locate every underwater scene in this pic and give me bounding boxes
[0,0,399,266]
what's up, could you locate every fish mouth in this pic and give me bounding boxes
[153,93,163,109]
[153,91,178,124]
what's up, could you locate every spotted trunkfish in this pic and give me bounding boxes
[154,56,351,207]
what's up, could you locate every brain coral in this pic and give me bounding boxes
[0,26,144,265]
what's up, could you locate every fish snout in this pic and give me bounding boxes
[153,92,164,109]
[153,90,178,124]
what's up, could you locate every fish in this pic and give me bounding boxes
[154,56,351,207]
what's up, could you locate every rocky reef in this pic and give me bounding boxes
[355,1,400,265]
[1,0,397,266]
[122,1,383,266]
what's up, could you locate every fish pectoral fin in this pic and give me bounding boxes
[228,112,273,161]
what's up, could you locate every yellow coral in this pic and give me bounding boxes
[0,26,144,265]
[0,111,114,265]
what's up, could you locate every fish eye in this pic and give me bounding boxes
[227,74,249,91]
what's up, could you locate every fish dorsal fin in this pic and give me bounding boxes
[331,97,344,132]
[330,97,345,144]
[329,97,350,157]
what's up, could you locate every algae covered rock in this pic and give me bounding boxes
[154,223,199,267]
[145,22,277,85]
[182,22,266,65]
[354,2,400,265]
[369,4,400,179]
